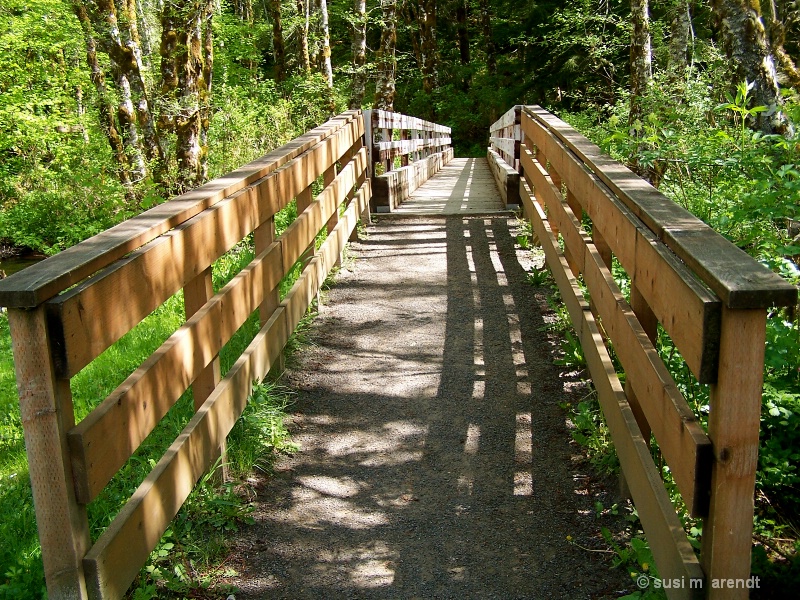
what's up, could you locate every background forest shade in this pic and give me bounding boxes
[2,0,800,598]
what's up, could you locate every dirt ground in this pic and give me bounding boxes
[224,215,634,599]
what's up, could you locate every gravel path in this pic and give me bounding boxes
[226,215,632,599]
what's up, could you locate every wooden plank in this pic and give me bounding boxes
[701,307,767,599]
[0,112,362,309]
[70,156,367,503]
[67,241,284,503]
[82,306,289,600]
[521,148,588,275]
[489,105,521,134]
[582,244,713,517]
[530,222,704,596]
[581,307,705,599]
[82,180,368,598]
[280,148,367,273]
[523,105,797,309]
[521,136,721,383]
[6,308,91,599]
[183,267,221,410]
[47,117,363,378]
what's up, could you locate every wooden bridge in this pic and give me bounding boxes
[0,107,795,599]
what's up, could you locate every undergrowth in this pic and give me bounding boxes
[0,188,346,597]
[521,67,800,595]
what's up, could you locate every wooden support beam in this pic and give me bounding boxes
[6,308,91,600]
[701,307,767,599]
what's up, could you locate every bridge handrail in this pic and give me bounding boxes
[363,109,451,176]
[501,104,796,599]
[364,109,454,212]
[0,111,371,599]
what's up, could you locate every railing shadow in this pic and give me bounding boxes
[229,216,628,598]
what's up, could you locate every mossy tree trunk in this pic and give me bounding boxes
[374,0,397,111]
[712,0,790,134]
[267,0,286,83]
[350,0,367,109]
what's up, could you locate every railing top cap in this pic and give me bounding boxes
[0,111,362,309]
[520,104,797,309]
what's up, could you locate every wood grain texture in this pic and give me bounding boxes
[47,118,363,378]
[7,308,91,599]
[701,308,767,599]
[520,141,721,383]
[0,112,362,309]
[67,242,284,503]
[522,105,796,309]
[82,307,289,600]
[525,210,704,598]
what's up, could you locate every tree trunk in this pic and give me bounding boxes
[160,0,214,192]
[629,0,652,127]
[267,0,286,82]
[668,1,692,76]
[479,0,496,75]
[73,0,133,190]
[764,0,800,89]
[318,0,334,89]
[374,0,397,111]
[457,0,470,66]
[456,0,470,90]
[350,0,367,109]
[712,0,789,134]
[419,0,437,94]
[235,0,253,21]
[297,0,311,74]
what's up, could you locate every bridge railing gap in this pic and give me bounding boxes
[0,110,374,599]
[363,109,454,212]
[490,105,797,599]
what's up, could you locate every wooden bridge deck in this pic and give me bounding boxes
[392,157,510,215]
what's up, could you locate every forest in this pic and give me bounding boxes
[1,0,800,598]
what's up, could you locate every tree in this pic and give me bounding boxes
[419,0,438,94]
[350,0,368,109]
[629,0,652,127]
[375,0,398,110]
[267,0,287,82]
[73,0,162,191]
[297,0,312,73]
[73,0,215,196]
[712,0,789,134]
[763,0,800,90]
[317,0,334,89]
[668,1,692,77]
[480,0,496,75]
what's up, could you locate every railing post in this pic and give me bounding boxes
[362,109,374,177]
[184,267,227,480]
[701,306,767,599]
[6,307,90,599]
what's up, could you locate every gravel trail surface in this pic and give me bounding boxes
[226,215,632,599]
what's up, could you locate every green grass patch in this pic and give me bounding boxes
[0,198,320,598]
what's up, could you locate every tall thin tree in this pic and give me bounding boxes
[374,0,398,110]
[350,0,368,108]
[267,0,286,82]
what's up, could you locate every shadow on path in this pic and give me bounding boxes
[227,216,631,599]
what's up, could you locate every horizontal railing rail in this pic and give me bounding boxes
[363,109,454,212]
[363,109,451,176]
[0,110,372,599]
[506,104,796,600]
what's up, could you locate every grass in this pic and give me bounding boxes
[0,198,323,599]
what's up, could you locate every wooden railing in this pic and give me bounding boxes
[487,105,523,209]
[491,105,797,599]
[363,109,453,212]
[0,110,371,600]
